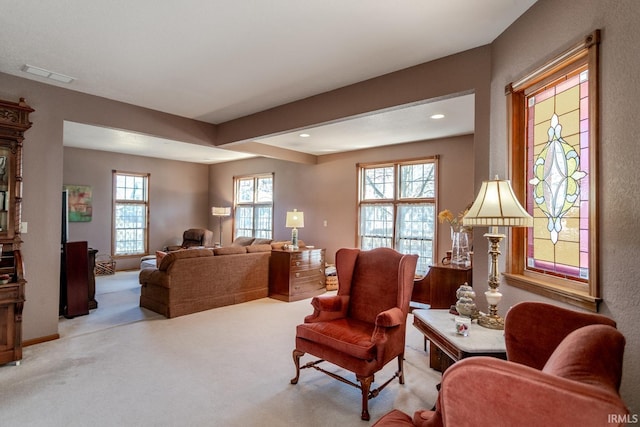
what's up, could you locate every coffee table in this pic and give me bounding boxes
[412,309,507,372]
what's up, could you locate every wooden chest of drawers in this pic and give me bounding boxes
[269,248,326,302]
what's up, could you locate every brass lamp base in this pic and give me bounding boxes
[478,314,504,330]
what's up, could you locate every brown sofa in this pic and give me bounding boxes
[139,244,271,318]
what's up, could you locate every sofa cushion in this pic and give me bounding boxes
[158,248,213,271]
[542,324,625,393]
[246,244,272,253]
[214,246,247,256]
[232,236,255,246]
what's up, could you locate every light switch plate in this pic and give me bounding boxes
[20,222,28,233]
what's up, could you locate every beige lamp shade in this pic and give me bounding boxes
[211,207,231,217]
[286,209,304,228]
[463,179,533,228]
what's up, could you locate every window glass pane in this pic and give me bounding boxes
[256,176,273,202]
[255,205,272,237]
[400,163,435,199]
[363,166,394,200]
[114,202,147,255]
[526,66,589,282]
[360,204,393,249]
[237,178,254,203]
[234,205,253,238]
[396,204,435,275]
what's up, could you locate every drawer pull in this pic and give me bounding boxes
[295,273,300,278]
[296,261,301,266]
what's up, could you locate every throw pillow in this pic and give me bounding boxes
[231,236,255,246]
[156,250,167,266]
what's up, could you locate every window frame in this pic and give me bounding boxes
[504,30,600,312]
[357,156,438,275]
[112,170,150,258]
[233,173,274,239]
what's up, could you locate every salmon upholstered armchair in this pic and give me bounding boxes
[291,247,418,421]
[373,301,629,427]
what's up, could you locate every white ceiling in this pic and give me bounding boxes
[0,0,536,163]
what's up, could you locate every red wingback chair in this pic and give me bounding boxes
[291,247,418,421]
[373,301,629,427]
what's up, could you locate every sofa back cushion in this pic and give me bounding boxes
[214,246,247,256]
[542,324,625,393]
[158,248,213,271]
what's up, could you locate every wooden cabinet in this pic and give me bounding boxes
[0,98,32,365]
[269,248,326,302]
[412,263,472,309]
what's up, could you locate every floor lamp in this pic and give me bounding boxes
[462,178,533,330]
[211,207,231,246]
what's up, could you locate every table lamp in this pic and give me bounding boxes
[285,209,304,250]
[462,178,532,329]
[211,206,231,246]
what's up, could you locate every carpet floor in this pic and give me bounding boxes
[0,271,440,427]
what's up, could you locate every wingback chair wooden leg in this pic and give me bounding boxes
[291,349,304,384]
[357,375,374,421]
[397,354,405,384]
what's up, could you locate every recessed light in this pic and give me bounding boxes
[299,133,310,138]
[21,64,75,84]
[430,114,445,119]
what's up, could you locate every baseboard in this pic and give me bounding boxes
[23,334,60,347]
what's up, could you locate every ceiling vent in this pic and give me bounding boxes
[21,64,75,83]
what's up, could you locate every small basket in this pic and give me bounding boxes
[95,255,116,276]
[326,275,339,291]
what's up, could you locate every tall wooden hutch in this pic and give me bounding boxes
[0,98,32,365]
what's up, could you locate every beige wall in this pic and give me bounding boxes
[490,0,640,412]
[63,147,210,270]
[209,135,475,264]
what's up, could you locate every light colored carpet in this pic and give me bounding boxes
[0,271,440,426]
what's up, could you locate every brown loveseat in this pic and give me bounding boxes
[139,244,271,318]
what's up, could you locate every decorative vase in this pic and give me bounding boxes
[455,283,478,318]
[451,229,470,266]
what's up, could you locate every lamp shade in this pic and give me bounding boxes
[211,207,231,216]
[463,179,533,227]
[286,209,304,228]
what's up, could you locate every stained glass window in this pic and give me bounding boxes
[526,67,589,282]
[505,30,600,312]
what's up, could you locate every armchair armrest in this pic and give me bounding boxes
[375,307,404,327]
[304,295,349,323]
[439,357,629,427]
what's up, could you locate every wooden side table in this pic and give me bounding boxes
[412,264,472,309]
[413,309,506,373]
[269,248,326,302]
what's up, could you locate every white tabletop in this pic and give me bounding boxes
[413,309,506,354]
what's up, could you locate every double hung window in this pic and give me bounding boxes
[234,174,273,239]
[358,159,437,275]
[112,171,149,256]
